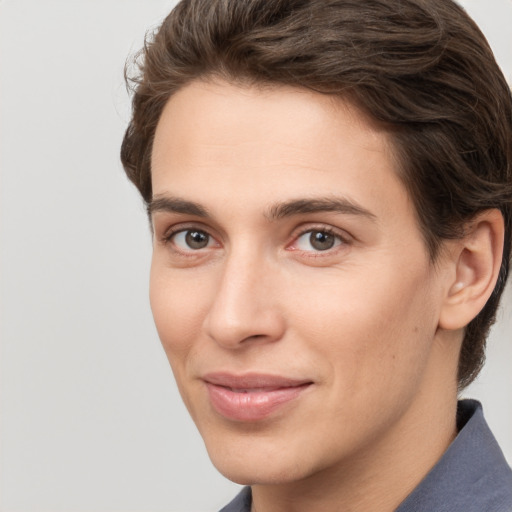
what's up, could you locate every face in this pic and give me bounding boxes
[150,80,450,485]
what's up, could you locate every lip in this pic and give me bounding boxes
[202,372,313,422]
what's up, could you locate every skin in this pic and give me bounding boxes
[149,80,501,511]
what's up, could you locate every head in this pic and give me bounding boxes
[121,0,512,490]
[122,0,512,389]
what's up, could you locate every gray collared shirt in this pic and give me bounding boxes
[219,400,512,511]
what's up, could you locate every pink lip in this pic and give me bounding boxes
[202,373,313,422]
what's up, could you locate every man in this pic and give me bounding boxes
[121,0,512,510]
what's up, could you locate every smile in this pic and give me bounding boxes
[203,373,313,422]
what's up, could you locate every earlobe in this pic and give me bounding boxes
[439,209,504,331]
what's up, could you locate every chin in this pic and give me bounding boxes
[203,432,318,486]
[212,457,308,486]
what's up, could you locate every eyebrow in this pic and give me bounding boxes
[147,195,376,221]
[148,196,210,218]
[267,197,376,221]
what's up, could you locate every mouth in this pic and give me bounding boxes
[202,373,313,422]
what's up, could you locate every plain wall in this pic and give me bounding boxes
[0,1,511,510]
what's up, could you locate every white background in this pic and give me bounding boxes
[0,1,511,510]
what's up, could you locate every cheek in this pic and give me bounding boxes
[290,263,438,398]
[149,263,211,363]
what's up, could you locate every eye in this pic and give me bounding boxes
[171,229,215,250]
[294,229,343,252]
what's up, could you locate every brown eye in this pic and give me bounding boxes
[171,229,213,250]
[184,230,210,249]
[293,229,343,252]
[309,231,336,251]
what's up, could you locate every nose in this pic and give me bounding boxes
[203,250,286,349]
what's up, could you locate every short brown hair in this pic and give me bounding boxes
[121,0,512,388]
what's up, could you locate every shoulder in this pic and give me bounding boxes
[397,400,512,512]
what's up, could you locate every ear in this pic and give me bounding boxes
[439,209,504,331]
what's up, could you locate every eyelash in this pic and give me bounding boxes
[161,225,217,255]
[160,224,350,256]
[289,226,349,255]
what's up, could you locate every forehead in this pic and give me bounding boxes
[151,79,412,225]
[152,79,392,170]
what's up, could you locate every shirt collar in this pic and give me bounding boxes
[396,399,512,511]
